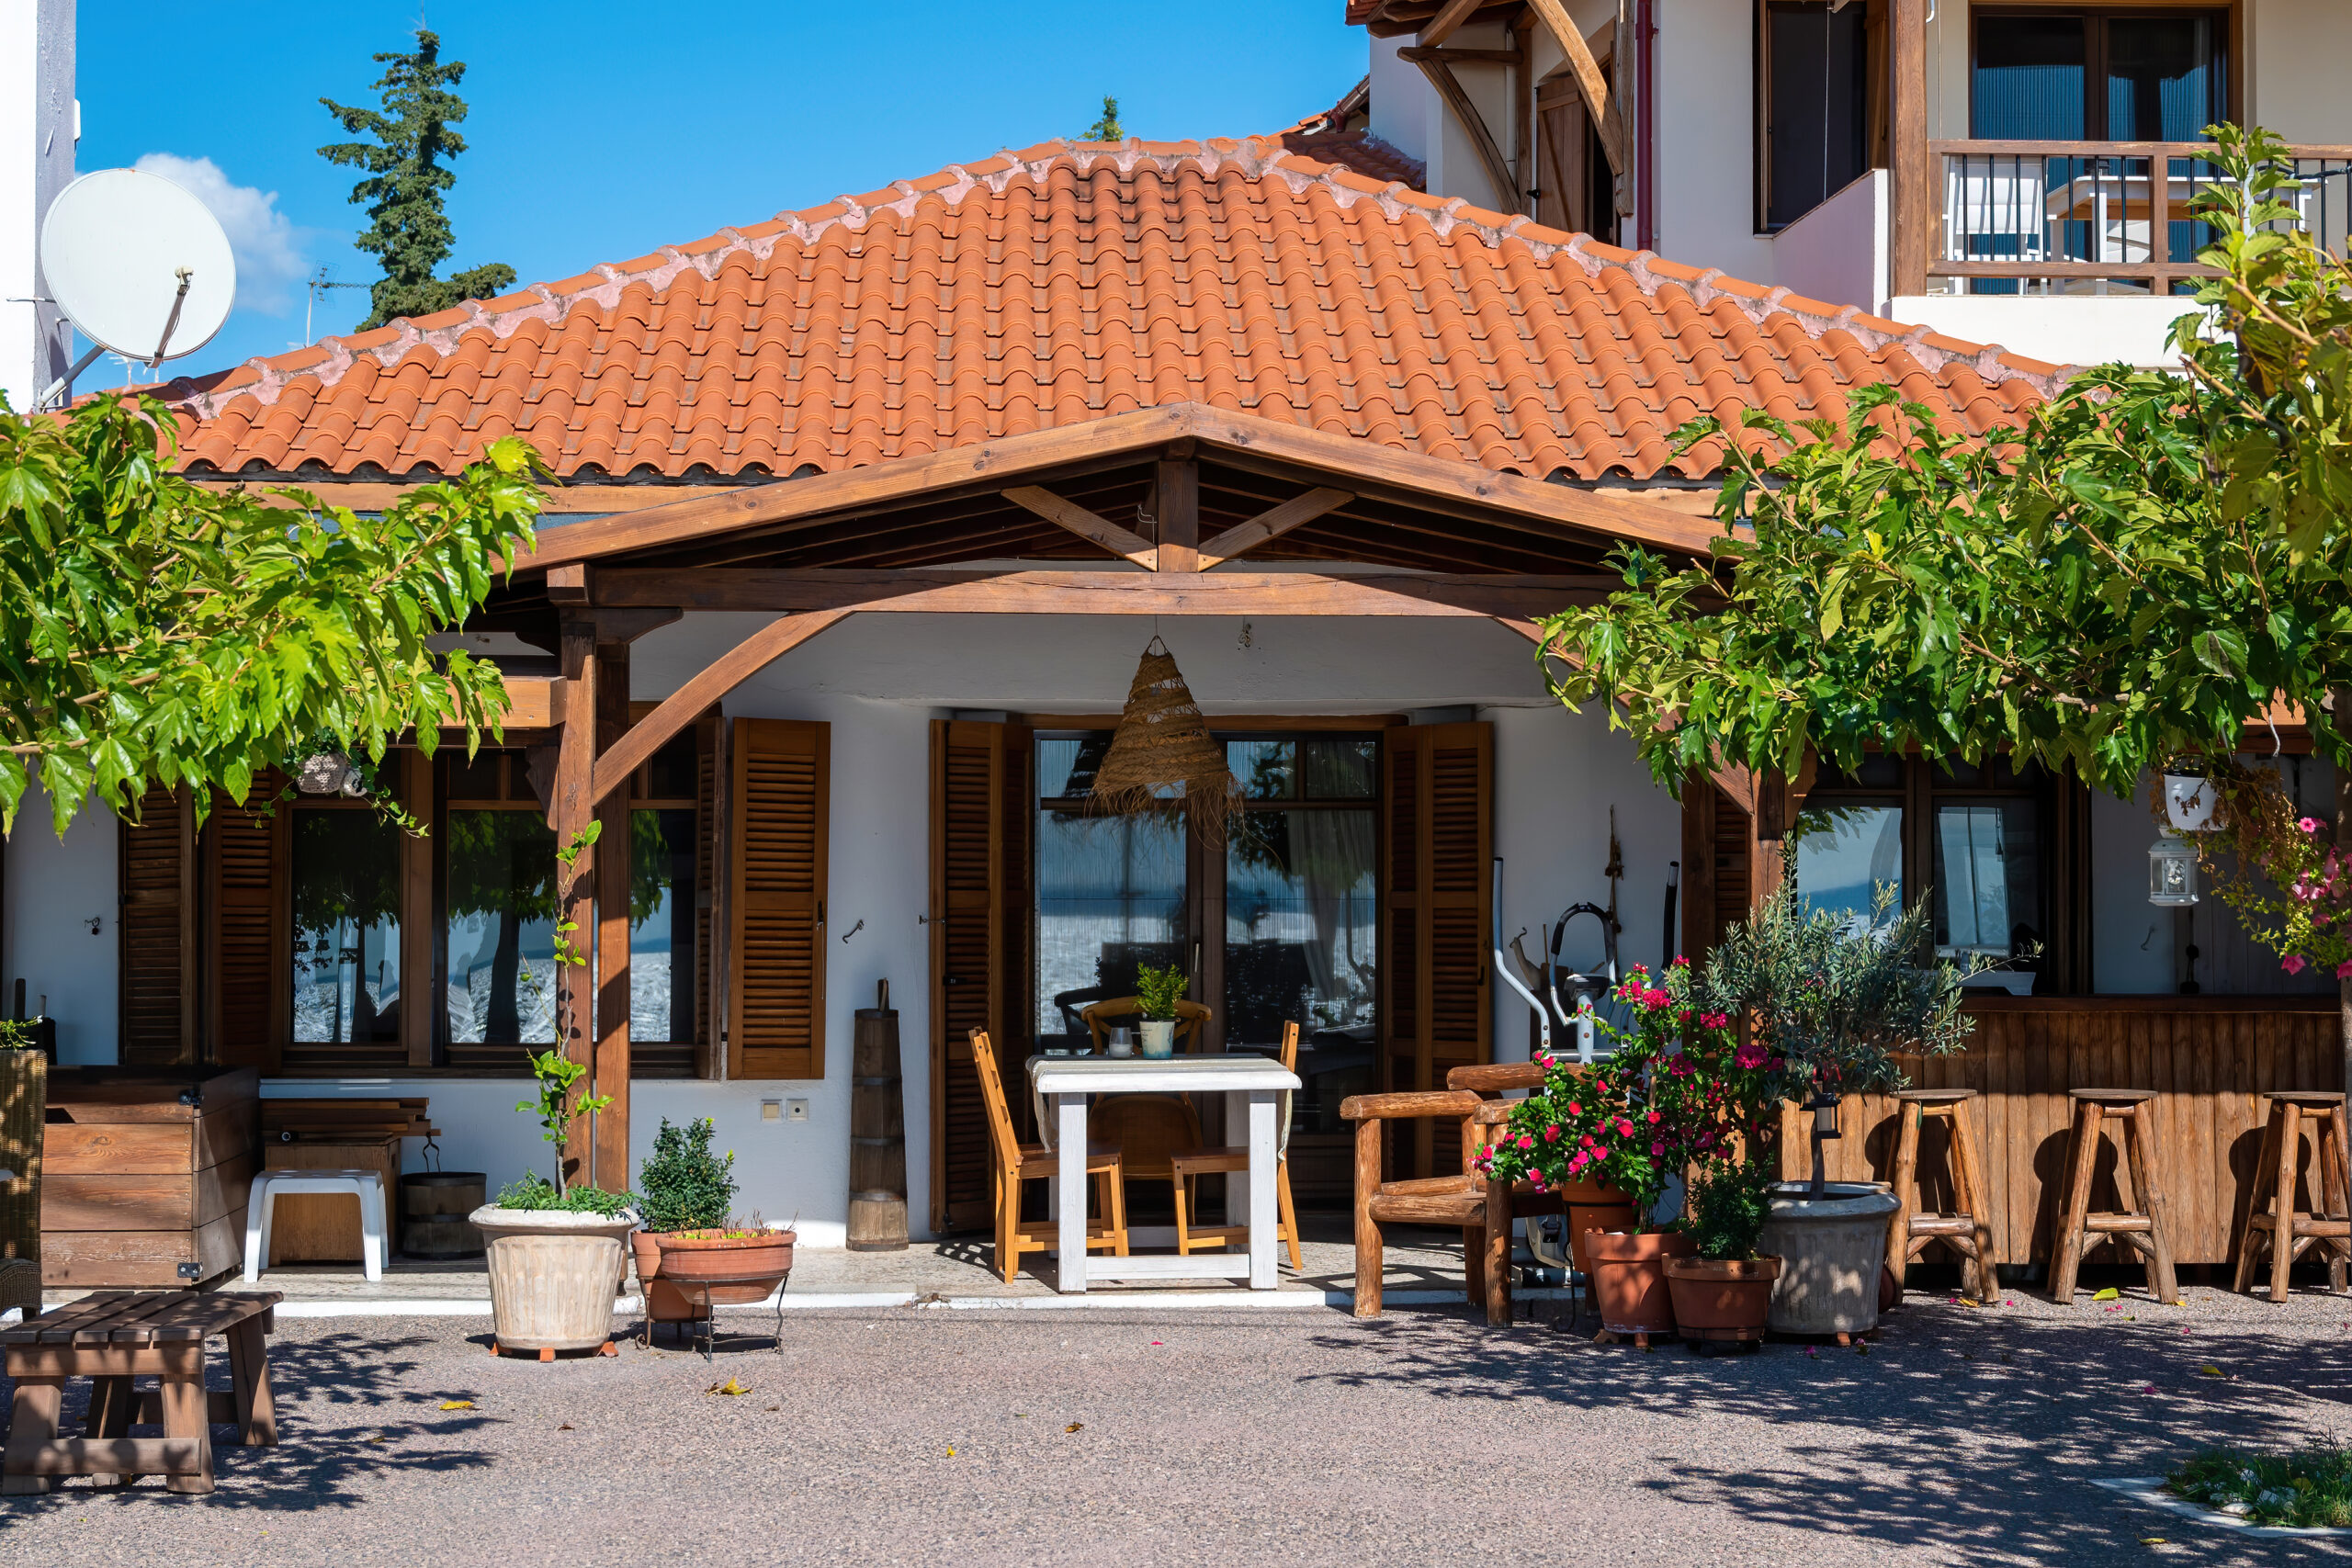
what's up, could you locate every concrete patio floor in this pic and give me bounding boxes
[3,1282,2351,1565]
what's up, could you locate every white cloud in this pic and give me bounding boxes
[132,152,311,318]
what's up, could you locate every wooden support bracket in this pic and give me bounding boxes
[1001,485,1159,570]
[1411,55,1522,218]
[1198,488,1352,570]
[1525,0,1623,175]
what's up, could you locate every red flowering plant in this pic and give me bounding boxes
[1474,957,1722,1225]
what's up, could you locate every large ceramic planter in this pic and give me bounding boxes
[471,1204,639,1355]
[1665,1255,1784,1346]
[1587,1229,1697,1338]
[1758,1183,1901,1337]
[651,1228,797,1305]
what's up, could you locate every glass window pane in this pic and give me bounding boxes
[2106,17,2220,141]
[1792,802,1904,928]
[291,809,403,1045]
[1934,800,2042,965]
[1301,738,1376,799]
[1766,1,1871,228]
[1038,736,1111,800]
[630,808,698,1043]
[643,737,698,802]
[1228,739,1296,800]
[1227,807,1378,1138]
[1034,809,1187,1047]
[1973,16,2086,140]
[445,810,558,1045]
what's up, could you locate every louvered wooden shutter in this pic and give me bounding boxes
[728,719,829,1079]
[119,784,197,1066]
[208,782,289,1072]
[929,720,1032,1235]
[1379,722,1492,1178]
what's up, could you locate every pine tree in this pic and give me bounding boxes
[1083,96,1124,142]
[319,29,515,331]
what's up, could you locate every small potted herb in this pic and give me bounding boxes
[1134,962,1188,1059]
[469,1049,638,1359]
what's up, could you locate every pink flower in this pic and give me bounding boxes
[1700,1011,1731,1030]
[1566,1101,1582,1116]
[1616,1119,1634,1137]
[1580,1134,1596,1148]
[2303,817,2323,833]
[1650,1142,1666,1156]
[1645,1109,1663,1124]
[1735,1043,1768,1069]
[1544,1125,1562,1143]
[2284,954,2309,975]
[2337,961,2352,979]
[1516,1134,1535,1151]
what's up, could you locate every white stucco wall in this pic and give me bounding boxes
[1888,295,2202,371]
[2,786,118,1061]
[1773,170,1888,315]
[1654,0,1776,281]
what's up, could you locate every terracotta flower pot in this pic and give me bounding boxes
[631,1230,703,1322]
[1664,1255,1784,1345]
[650,1229,796,1306]
[1586,1229,1697,1337]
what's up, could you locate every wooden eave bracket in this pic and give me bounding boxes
[1410,54,1521,218]
[1198,488,1354,570]
[1001,485,1159,570]
[1525,0,1624,175]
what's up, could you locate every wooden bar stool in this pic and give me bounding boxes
[1884,1089,1998,1303]
[2232,1090,2352,1303]
[2051,1089,2181,1305]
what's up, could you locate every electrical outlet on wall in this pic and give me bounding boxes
[786,1099,809,1123]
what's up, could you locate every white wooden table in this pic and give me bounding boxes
[1028,1054,1301,1292]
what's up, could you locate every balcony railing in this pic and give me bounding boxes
[1930,140,2352,296]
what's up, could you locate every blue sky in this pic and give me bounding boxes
[75,1,1368,389]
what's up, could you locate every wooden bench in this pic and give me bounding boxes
[3,1289,281,1495]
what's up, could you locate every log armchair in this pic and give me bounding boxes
[1341,1089,1511,1323]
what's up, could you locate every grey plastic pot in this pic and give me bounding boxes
[1758,1182,1901,1337]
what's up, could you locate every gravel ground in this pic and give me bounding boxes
[3,1282,2350,1567]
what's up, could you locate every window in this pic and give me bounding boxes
[290,806,403,1049]
[1034,734,1188,1048]
[1759,0,1873,231]
[1971,11,2227,142]
[1791,756,1905,929]
[628,808,699,1049]
[443,807,557,1054]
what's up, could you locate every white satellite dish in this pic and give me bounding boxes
[37,167,237,407]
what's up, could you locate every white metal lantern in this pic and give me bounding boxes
[2148,832,2199,906]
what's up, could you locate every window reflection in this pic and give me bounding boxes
[1792,802,1905,929]
[291,808,403,1045]
[445,810,556,1045]
[630,809,698,1043]
[1935,800,2042,965]
[1034,809,1187,1049]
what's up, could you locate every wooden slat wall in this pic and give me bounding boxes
[1781,998,2344,1269]
[929,720,1031,1235]
[728,719,829,1079]
[1380,722,1492,1178]
[119,785,195,1066]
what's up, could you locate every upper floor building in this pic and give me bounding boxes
[1347,0,2352,368]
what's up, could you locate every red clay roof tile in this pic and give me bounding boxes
[158,137,2057,485]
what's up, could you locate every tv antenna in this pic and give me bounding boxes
[35,167,236,409]
[302,265,368,347]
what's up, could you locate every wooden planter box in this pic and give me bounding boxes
[41,1066,258,1288]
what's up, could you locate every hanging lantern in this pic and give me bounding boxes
[1090,636,1245,845]
[2149,831,2199,906]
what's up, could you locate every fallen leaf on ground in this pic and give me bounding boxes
[765,1405,779,1413]
[2093,1287,2121,1302]
[557,1423,574,1431]
[2197,1364,2225,1377]
[1959,1297,1980,1307]
[1066,1422,1085,1433]
[2141,1384,2157,1394]
[945,1447,957,1457]
[437,1400,474,1411]
[2142,1537,2167,1545]
[1149,1341,1163,1347]
[707,1378,750,1396]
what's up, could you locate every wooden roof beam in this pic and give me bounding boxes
[1526,0,1624,175]
[1199,488,1354,570]
[1419,0,1489,46]
[1411,54,1522,217]
[1001,484,1159,569]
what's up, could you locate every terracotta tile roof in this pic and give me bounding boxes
[161,137,2058,487]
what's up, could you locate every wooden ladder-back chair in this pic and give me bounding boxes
[969,1029,1129,1285]
[1170,1021,1305,1270]
[1080,997,1213,1053]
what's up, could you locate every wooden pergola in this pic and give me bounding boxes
[480,402,1720,1187]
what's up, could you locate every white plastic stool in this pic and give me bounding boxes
[243,1168,389,1282]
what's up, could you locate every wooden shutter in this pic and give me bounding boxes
[119,784,197,1066]
[1535,73,1592,235]
[208,783,289,1072]
[728,718,829,1079]
[1679,777,1756,966]
[1379,722,1492,1178]
[929,720,1033,1235]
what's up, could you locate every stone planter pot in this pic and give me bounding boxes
[1587,1229,1697,1339]
[1664,1255,1783,1347]
[1758,1182,1901,1337]
[471,1204,639,1356]
[1139,1021,1177,1059]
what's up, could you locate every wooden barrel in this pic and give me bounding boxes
[400,1171,487,1258]
[847,979,910,1251]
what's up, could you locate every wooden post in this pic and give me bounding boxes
[1154,456,1199,572]
[1890,0,1929,298]
[592,642,632,1194]
[551,620,598,1192]
[1751,769,1793,903]
[400,749,435,1069]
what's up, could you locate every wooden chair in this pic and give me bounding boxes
[2233,1089,2352,1302]
[1099,1095,1204,1213]
[969,1029,1128,1285]
[1080,997,1213,1052]
[2051,1088,2181,1305]
[1170,1021,1304,1270]
[1341,1086,1510,1325]
[1884,1089,1999,1303]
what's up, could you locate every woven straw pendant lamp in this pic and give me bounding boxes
[1090,636,1244,845]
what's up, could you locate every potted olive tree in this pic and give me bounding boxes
[1702,886,1975,1339]
[470,1049,638,1359]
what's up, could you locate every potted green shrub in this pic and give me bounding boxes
[1701,885,1974,1338]
[1663,1160,1781,1350]
[633,1117,793,1326]
[1135,962,1187,1059]
[469,1049,638,1359]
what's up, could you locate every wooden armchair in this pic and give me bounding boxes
[1341,1088,1510,1323]
[969,1029,1129,1285]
